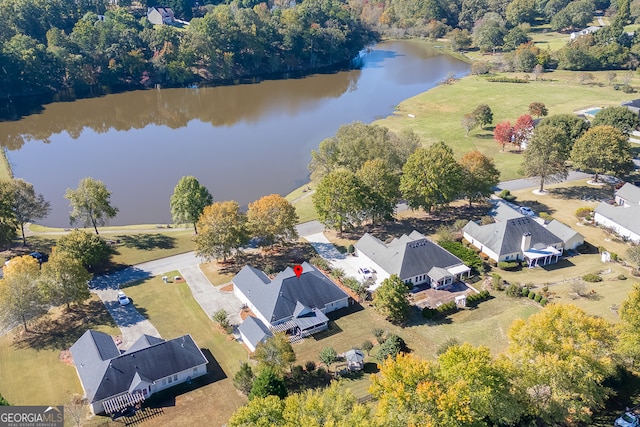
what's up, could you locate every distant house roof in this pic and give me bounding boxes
[463,216,562,257]
[238,316,272,350]
[595,202,640,235]
[355,230,466,280]
[489,200,524,222]
[570,26,601,39]
[545,220,583,245]
[616,183,640,205]
[232,262,348,324]
[70,330,207,404]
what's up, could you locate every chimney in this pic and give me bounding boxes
[521,233,532,252]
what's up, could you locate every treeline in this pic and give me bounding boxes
[0,0,374,99]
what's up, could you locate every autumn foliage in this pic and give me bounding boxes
[493,121,513,151]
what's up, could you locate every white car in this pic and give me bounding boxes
[519,206,535,216]
[358,267,373,280]
[117,291,130,306]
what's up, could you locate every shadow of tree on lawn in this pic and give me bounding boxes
[117,234,177,251]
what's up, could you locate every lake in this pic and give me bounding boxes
[2,40,470,227]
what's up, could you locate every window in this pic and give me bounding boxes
[162,379,166,385]
[174,374,178,381]
[168,376,172,384]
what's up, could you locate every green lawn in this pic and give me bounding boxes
[285,184,317,224]
[0,296,120,407]
[120,272,249,426]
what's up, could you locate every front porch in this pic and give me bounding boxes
[523,247,562,268]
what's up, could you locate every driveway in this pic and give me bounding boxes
[178,265,244,326]
[90,252,202,349]
[496,171,591,192]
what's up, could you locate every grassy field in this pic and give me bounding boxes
[0,296,119,407]
[117,273,249,427]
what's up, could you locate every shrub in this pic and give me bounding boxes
[310,255,329,271]
[597,246,607,254]
[291,365,304,381]
[611,252,618,261]
[534,293,542,303]
[422,307,436,319]
[439,240,483,272]
[347,244,355,254]
[540,298,548,306]
[437,301,457,313]
[498,261,519,270]
[618,274,627,280]
[376,334,407,361]
[331,268,345,281]
[305,361,316,372]
[583,273,602,282]
[575,207,593,219]
[372,328,385,343]
[499,189,516,202]
[521,286,530,297]
[362,340,374,355]
[491,273,504,290]
[506,283,521,297]
[480,215,495,225]
[454,219,469,231]
[538,212,553,222]
[487,76,529,83]
[528,290,536,299]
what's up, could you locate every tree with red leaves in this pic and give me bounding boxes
[494,121,513,152]
[513,114,535,151]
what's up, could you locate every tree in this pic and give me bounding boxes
[376,334,408,361]
[571,125,634,182]
[253,332,296,374]
[228,395,285,427]
[473,13,506,52]
[505,0,537,26]
[195,201,249,262]
[627,245,640,268]
[234,362,255,395]
[503,27,531,51]
[373,275,410,324]
[494,121,513,151]
[472,104,493,129]
[528,102,548,118]
[356,159,400,225]
[65,394,89,427]
[11,179,51,245]
[461,113,478,136]
[400,142,464,213]
[319,347,338,372]
[170,176,213,234]
[459,150,500,206]
[522,126,569,192]
[512,114,534,151]
[65,177,118,234]
[247,194,298,246]
[618,284,640,366]
[248,367,288,400]
[591,106,640,135]
[312,170,366,233]
[56,229,111,270]
[0,255,47,331]
[506,304,616,424]
[538,114,590,154]
[0,180,18,249]
[40,251,91,309]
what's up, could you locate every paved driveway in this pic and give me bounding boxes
[179,265,244,326]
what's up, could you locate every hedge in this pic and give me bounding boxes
[439,240,483,272]
[498,261,519,271]
[583,273,603,283]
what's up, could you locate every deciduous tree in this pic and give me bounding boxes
[56,229,111,270]
[522,125,569,192]
[318,347,338,372]
[571,125,634,182]
[41,251,91,309]
[248,367,288,401]
[170,176,213,234]
[493,121,513,151]
[459,150,500,206]
[253,332,296,374]
[0,180,18,249]
[247,194,298,246]
[528,102,548,118]
[461,113,478,136]
[512,114,534,151]
[11,179,50,245]
[618,284,640,366]
[195,201,249,262]
[313,170,366,233]
[65,177,118,235]
[356,159,399,225]
[400,142,463,213]
[0,255,46,331]
[538,114,590,154]
[472,104,493,129]
[591,106,640,135]
[373,275,410,324]
[228,395,285,427]
[506,304,616,424]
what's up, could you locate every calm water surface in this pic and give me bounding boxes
[3,40,469,227]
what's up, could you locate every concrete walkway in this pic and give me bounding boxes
[178,265,244,326]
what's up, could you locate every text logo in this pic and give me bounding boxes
[0,406,64,427]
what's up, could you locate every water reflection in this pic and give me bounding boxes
[3,40,470,226]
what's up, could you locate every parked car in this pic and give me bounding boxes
[117,291,131,306]
[519,206,535,216]
[358,267,373,280]
[29,252,48,263]
[616,408,640,427]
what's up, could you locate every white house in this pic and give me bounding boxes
[233,262,349,339]
[570,26,601,40]
[70,331,208,415]
[545,220,584,250]
[594,202,640,243]
[354,230,470,289]
[615,183,640,207]
[147,7,175,25]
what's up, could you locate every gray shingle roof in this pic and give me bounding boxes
[595,202,640,234]
[490,201,524,222]
[463,217,562,257]
[70,330,120,402]
[238,316,272,350]
[545,220,583,244]
[71,331,207,404]
[124,335,165,354]
[616,183,640,205]
[232,262,349,324]
[355,230,465,280]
